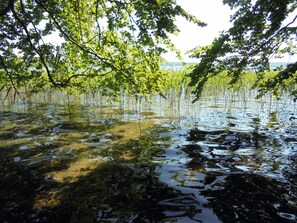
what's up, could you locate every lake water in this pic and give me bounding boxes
[161,62,289,70]
[0,90,297,222]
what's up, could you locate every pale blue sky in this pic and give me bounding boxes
[164,0,232,62]
[165,0,297,63]
[43,0,233,62]
[43,1,296,63]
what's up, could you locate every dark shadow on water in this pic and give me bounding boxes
[201,173,297,223]
[45,163,202,223]
[1,96,297,223]
[0,160,207,223]
[0,110,206,223]
[183,128,297,223]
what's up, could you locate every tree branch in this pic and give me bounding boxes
[95,0,102,46]
[0,55,23,101]
[64,69,113,85]
[35,0,138,87]
[35,0,115,69]
[0,0,15,17]
[12,0,63,87]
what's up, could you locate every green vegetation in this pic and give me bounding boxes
[0,0,296,102]
[0,0,205,100]
[189,0,297,101]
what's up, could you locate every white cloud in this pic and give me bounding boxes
[163,0,232,62]
[164,0,297,63]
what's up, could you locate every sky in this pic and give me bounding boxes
[164,0,297,63]
[44,0,230,49]
[43,0,233,62]
[163,0,232,62]
[43,0,296,63]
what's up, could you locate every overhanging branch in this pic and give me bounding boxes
[12,0,63,87]
[0,0,15,17]
[35,0,138,87]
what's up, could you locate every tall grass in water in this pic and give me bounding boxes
[160,68,258,109]
[161,66,192,120]
[1,65,294,113]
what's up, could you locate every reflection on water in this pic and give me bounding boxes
[0,91,297,222]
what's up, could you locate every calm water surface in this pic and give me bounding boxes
[0,91,297,222]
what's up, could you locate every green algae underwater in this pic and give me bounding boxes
[0,90,297,223]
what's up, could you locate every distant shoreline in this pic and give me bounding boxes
[161,61,290,69]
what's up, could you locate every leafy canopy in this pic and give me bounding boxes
[0,0,205,98]
[189,0,297,101]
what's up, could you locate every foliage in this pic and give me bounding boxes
[0,0,205,99]
[188,0,297,101]
[203,71,257,93]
